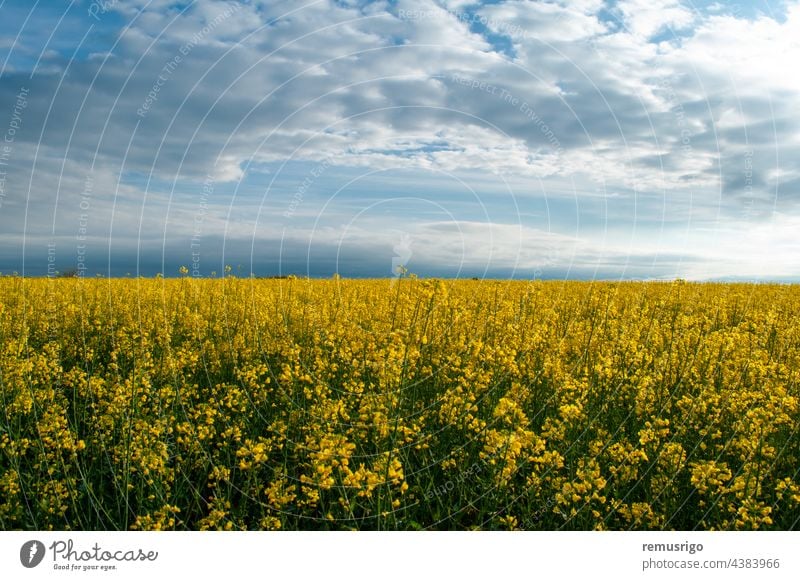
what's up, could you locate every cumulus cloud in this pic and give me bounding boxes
[0,0,798,278]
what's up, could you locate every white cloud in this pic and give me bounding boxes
[2,0,800,278]
[616,0,695,39]
[479,0,607,42]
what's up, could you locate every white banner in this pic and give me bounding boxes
[1,531,797,579]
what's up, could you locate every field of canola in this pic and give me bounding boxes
[0,276,798,530]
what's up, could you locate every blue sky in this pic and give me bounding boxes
[0,0,799,279]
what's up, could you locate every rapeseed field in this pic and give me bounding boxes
[1,277,798,530]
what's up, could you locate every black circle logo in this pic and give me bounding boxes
[20,540,46,568]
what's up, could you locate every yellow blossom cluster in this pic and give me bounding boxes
[0,276,798,530]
